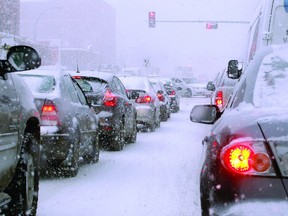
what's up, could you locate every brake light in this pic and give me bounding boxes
[169,90,176,95]
[41,102,60,126]
[215,91,223,105]
[157,93,165,102]
[103,90,117,107]
[221,143,271,174]
[72,76,81,79]
[136,95,152,103]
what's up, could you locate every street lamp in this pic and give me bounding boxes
[33,7,61,41]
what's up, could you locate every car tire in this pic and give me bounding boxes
[3,133,39,216]
[84,133,100,164]
[185,89,192,98]
[62,130,80,177]
[110,121,125,151]
[126,118,137,143]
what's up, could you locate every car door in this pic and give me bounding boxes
[0,74,19,186]
[112,77,135,133]
[63,75,96,153]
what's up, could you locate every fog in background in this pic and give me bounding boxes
[103,0,261,80]
[21,0,261,80]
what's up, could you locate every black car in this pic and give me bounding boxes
[70,70,137,151]
[18,67,100,177]
[0,45,41,215]
[190,44,288,215]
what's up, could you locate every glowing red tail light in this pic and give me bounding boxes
[103,90,118,107]
[72,76,81,79]
[136,95,152,103]
[169,90,176,95]
[215,91,223,105]
[41,102,60,126]
[157,93,165,102]
[221,143,271,174]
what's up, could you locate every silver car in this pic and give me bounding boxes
[118,76,161,132]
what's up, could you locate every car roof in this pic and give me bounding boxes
[68,70,115,82]
[118,76,152,90]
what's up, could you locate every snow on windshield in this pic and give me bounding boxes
[254,51,288,108]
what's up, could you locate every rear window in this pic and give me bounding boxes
[126,89,146,99]
[74,77,107,93]
[19,74,56,93]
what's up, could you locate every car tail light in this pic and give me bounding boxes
[215,90,223,105]
[72,76,81,79]
[103,90,117,107]
[157,93,165,102]
[136,95,152,103]
[221,141,273,175]
[41,102,60,126]
[169,90,176,96]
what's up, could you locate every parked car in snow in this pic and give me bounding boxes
[149,78,170,121]
[190,44,288,216]
[118,75,161,132]
[70,70,137,151]
[18,66,100,177]
[0,45,41,215]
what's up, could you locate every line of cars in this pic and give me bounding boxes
[0,44,183,215]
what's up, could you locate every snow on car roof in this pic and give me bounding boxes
[68,70,114,82]
[117,76,151,90]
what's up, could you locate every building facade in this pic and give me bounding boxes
[20,0,116,69]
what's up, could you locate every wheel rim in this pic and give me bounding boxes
[25,152,35,210]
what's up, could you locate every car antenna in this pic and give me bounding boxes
[76,61,80,73]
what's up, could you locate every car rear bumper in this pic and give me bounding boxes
[40,133,70,165]
[135,106,154,125]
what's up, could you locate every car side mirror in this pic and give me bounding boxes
[3,45,41,72]
[190,105,220,124]
[206,81,215,91]
[227,60,242,79]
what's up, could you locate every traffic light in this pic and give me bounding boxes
[206,22,218,29]
[148,11,156,28]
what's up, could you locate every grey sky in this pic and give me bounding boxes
[103,0,261,79]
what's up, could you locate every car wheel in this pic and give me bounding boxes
[62,130,80,177]
[3,133,39,216]
[126,118,137,143]
[110,121,125,151]
[185,89,192,98]
[161,110,169,121]
[84,133,100,164]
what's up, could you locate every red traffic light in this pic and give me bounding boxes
[149,11,155,18]
[206,22,218,29]
[148,11,156,28]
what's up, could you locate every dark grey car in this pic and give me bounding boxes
[0,45,41,215]
[18,67,100,177]
[70,70,137,151]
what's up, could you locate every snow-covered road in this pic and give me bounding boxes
[37,97,211,216]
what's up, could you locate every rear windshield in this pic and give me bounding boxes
[74,77,107,93]
[126,89,146,99]
[19,74,56,93]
